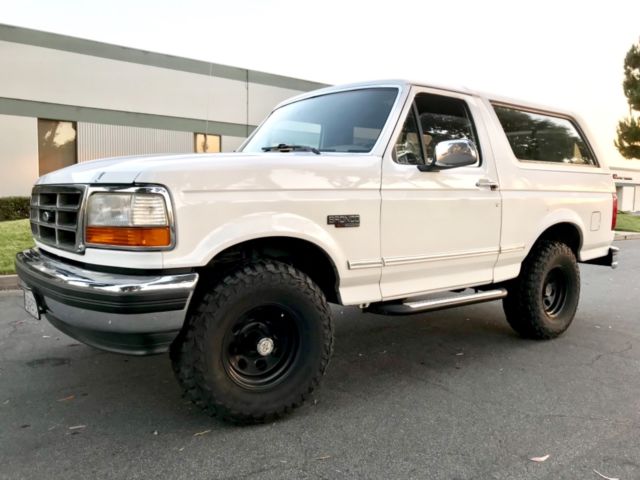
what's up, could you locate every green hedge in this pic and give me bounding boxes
[0,197,30,222]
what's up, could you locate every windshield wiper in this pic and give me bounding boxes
[261,144,320,155]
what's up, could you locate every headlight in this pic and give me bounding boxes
[85,188,173,248]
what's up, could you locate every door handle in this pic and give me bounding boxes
[476,178,499,190]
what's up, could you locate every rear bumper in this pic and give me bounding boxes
[583,246,619,269]
[15,248,198,355]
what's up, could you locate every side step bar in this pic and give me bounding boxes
[365,288,508,316]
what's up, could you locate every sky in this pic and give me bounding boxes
[4,0,640,167]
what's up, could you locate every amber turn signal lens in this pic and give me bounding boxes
[86,226,171,247]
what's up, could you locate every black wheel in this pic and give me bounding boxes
[503,240,580,339]
[170,260,333,423]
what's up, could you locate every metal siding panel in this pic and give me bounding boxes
[77,123,193,162]
[221,135,246,152]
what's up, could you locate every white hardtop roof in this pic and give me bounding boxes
[276,79,580,119]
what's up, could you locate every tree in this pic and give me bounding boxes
[615,40,640,159]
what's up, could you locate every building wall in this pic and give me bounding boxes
[0,114,38,196]
[0,24,327,196]
[1,40,243,124]
[612,167,640,213]
[221,136,246,152]
[76,123,247,162]
[619,186,635,212]
[77,123,194,162]
[248,82,305,126]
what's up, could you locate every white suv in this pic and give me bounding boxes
[16,80,618,423]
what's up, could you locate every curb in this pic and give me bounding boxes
[615,231,640,241]
[0,274,19,291]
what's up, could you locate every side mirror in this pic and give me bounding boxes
[417,139,478,171]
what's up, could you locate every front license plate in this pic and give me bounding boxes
[23,289,40,320]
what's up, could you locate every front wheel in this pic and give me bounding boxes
[503,240,580,339]
[170,260,333,424]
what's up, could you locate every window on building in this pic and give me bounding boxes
[38,119,77,175]
[492,105,596,165]
[195,133,221,153]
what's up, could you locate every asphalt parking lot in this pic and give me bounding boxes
[1,240,639,480]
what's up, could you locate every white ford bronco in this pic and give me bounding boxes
[16,80,618,423]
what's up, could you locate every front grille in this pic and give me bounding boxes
[30,185,86,253]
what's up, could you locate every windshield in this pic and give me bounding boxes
[241,87,399,153]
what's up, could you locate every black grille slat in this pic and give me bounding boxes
[38,193,57,207]
[57,230,76,248]
[57,193,81,208]
[56,211,77,228]
[39,225,56,243]
[30,185,86,253]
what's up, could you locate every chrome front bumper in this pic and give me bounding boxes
[15,248,198,355]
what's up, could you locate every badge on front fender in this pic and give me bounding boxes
[327,215,360,228]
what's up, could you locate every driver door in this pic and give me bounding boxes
[379,88,502,299]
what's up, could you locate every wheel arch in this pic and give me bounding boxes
[198,236,341,304]
[526,208,586,260]
[533,222,583,258]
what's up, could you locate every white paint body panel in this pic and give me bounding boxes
[380,87,501,300]
[35,80,616,306]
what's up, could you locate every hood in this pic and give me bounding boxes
[38,152,381,192]
[37,153,203,185]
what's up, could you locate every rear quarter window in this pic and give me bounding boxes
[492,104,597,166]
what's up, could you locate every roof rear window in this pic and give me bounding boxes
[493,105,597,166]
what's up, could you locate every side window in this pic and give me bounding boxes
[393,93,480,166]
[492,105,596,165]
[394,107,424,165]
[416,93,480,166]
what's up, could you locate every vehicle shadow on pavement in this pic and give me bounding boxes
[3,294,534,431]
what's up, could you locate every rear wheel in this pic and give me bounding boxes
[170,260,333,423]
[503,240,580,339]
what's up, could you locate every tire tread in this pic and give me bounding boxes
[503,240,580,340]
[170,260,333,424]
